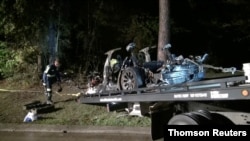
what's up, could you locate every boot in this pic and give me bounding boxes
[46,92,54,105]
[46,100,53,105]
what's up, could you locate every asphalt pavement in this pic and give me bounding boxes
[0,123,151,135]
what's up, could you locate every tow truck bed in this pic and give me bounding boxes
[78,75,250,103]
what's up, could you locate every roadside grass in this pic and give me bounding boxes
[35,100,151,127]
[0,70,244,127]
[0,89,151,127]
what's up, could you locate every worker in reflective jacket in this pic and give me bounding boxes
[42,58,62,105]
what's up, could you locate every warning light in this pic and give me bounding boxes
[242,90,249,97]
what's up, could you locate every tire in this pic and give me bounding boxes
[210,113,235,125]
[168,112,211,125]
[119,67,146,90]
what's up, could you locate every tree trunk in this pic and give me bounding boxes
[37,54,42,79]
[157,0,171,62]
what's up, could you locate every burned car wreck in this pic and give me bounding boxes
[84,43,222,95]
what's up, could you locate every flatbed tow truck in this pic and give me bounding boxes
[77,43,250,140]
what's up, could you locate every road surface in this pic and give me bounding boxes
[0,123,152,141]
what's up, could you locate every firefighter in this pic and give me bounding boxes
[42,58,62,105]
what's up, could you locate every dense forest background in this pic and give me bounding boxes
[1,0,250,86]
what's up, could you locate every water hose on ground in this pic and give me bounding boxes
[0,88,81,97]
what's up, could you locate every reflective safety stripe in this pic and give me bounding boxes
[44,65,50,74]
[46,88,52,91]
[47,74,55,77]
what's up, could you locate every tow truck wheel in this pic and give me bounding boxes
[119,67,145,90]
[168,112,211,125]
[211,113,235,125]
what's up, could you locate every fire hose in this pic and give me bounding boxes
[0,88,81,97]
[0,89,41,93]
